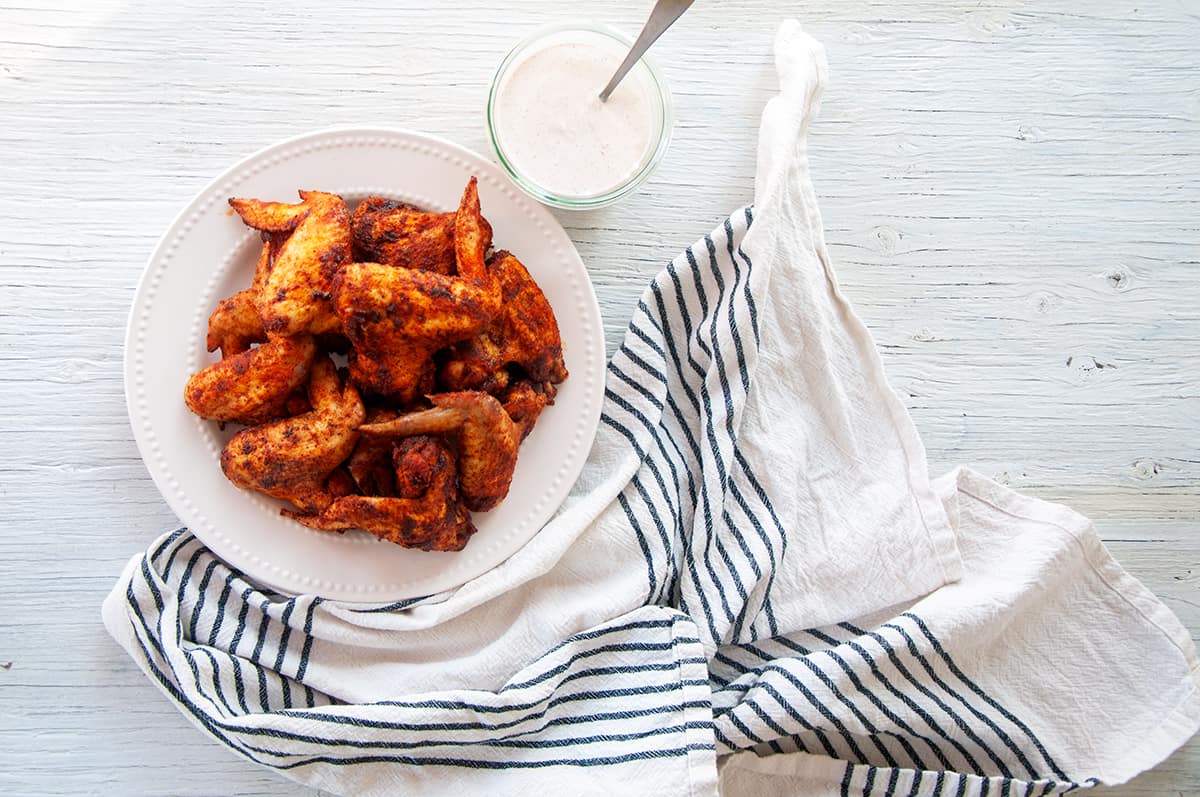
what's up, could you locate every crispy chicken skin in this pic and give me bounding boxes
[229,190,351,337]
[438,332,510,395]
[326,466,359,500]
[334,178,500,401]
[289,436,476,552]
[206,241,270,357]
[361,391,518,512]
[184,334,317,425]
[439,250,568,393]
[351,197,489,276]
[220,357,365,514]
[206,287,266,358]
[254,230,290,305]
[346,407,401,496]
[500,379,556,442]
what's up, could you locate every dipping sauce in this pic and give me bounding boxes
[489,27,669,205]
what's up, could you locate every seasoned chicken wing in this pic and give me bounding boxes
[288,436,476,552]
[185,178,566,549]
[361,391,518,512]
[220,356,365,514]
[346,407,401,496]
[351,197,487,276]
[206,287,266,358]
[229,190,351,337]
[334,178,500,401]
[184,334,316,425]
[206,241,271,357]
[437,330,510,395]
[500,379,556,442]
[326,465,359,500]
[438,250,568,392]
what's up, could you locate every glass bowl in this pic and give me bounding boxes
[486,22,674,210]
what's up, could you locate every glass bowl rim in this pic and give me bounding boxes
[486,21,674,210]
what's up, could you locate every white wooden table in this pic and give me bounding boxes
[2,1,1197,794]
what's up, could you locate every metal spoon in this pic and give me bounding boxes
[598,0,694,102]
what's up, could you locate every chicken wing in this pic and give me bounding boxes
[346,407,401,496]
[229,198,310,233]
[326,465,359,500]
[334,178,500,401]
[206,288,266,358]
[184,334,317,425]
[438,250,568,392]
[288,436,476,552]
[220,356,365,513]
[230,190,351,337]
[500,379,556,442]
[351,197,485,276]
[360,390,518,512]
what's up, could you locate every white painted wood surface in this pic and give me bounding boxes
[1,1,1196,793]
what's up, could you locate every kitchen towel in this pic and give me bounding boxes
[103,20,1200,797]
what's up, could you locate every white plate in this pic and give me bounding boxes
[125,128,605,602]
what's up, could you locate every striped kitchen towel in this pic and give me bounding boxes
[103,20,1200,797]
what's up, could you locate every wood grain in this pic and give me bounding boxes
[0,0,1196,794]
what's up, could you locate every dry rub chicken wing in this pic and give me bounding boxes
[334,177,500,401]
[229,190,351,337]
[346,406,400,496]
[206,241,270,357]
[184,334,317,425]
[220,356,365,514]
[289,436,476,552]
[360,390,518,512]
[438,250,568,393]
[500,379,556,442]
[206,288,266,358]
[351,197,493,276]
[185,177,566,549]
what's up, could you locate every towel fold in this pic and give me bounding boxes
[104,20,1199,796]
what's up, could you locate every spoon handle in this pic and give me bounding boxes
[598,0,693,102]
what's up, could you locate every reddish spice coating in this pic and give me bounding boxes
[334,178,501,401]
[288,436,476,552]
[220,357,365,514]
[185,334,317,425]
[438,250,568,394]
[359,391,519,513]
[229,190,351,336]
[351,196,494,276]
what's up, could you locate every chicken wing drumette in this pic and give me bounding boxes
[288,435,476,552]
[345,407,401,497]
[334,177,500,401]
[360,390,518,512]
[438,250,568,396]
[220,356,365,514]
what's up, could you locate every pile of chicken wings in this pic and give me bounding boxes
[184,178,568,552]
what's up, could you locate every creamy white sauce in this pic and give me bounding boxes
[494,35,655,198]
